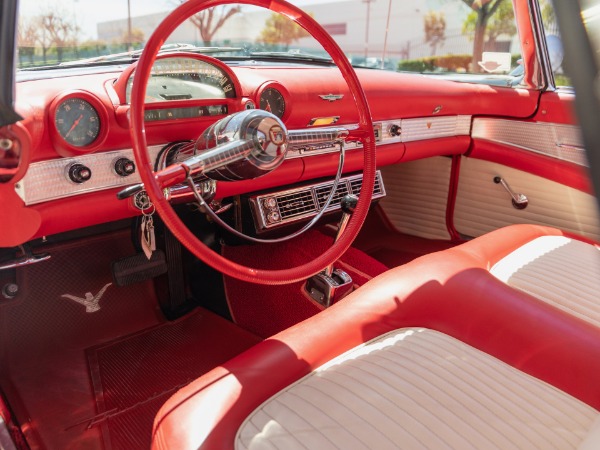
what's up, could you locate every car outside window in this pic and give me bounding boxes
[16,0,525,87]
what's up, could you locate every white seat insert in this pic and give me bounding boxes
[491,236,600,328]
[236,328,598,450]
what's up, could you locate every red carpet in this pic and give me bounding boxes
[223,229,389,338]
[354,207,461,267]
[87,308,261,450]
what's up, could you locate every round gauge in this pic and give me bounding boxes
[259,87,285,118]
[54,98,101,147]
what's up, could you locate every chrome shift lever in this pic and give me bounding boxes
[306,194,358,307]
[325,194,358,276]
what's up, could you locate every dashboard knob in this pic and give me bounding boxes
[67,163,92,184]
[114,157,136,177]
[389,124,401,137]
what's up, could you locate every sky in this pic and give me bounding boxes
[18,0,348,41]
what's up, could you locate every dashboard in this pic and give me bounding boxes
[3,51,543,246]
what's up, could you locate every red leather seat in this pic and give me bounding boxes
[152,224,600,449]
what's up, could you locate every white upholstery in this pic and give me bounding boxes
[236,328,598,450]
[491,236,600,328]
[380,157,452,240]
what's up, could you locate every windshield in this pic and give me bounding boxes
[17,0,528,84]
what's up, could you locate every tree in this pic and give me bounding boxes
[460,0,507,72]
[424,11,446,56]
[463,0,515,49]
[38,9,79,63]
[540,0,558,34]
[259,12,310,50]
[181,3,241,46]
[17,18,38,65]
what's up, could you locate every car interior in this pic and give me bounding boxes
[1,0,600,449]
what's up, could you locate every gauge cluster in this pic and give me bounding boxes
[144,104,228,122]
[124,56,237,104]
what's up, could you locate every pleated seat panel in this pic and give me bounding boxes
[236,328,598,450]
[491,236,600,328]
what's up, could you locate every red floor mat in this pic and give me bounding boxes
[223,229,388,338]
[87,308,261,450]
[0,230,163,450]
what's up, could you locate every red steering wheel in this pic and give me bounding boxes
[130,0,376,285]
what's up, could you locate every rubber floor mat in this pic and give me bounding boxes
[0,229,163,449]
[87,308,261,450]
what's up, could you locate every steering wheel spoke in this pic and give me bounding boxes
[154,163,189,189]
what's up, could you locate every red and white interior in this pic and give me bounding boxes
[1,0,599,449]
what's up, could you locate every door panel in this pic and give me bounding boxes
[454,157,600,241]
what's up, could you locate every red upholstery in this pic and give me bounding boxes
[152,224,600,449]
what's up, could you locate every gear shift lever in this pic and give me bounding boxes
[305,194,358,307]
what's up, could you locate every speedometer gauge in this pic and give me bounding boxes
[55,98,101,147]
[259,87,285,118]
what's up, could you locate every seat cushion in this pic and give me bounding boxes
[152,225,600,450]
[491,236,600,328]
[236,328,598,450]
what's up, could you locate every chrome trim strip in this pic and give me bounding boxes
[400,115,472,142]
[471,118,587,166]
[285,115,471,159]
[15,146,163,205]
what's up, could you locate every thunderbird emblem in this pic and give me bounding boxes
[319,94,344,102]
[269,125,285,146]
[61,283,112,313]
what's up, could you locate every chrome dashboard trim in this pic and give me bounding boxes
[400,115,472,142]
[285,115,472,158]
[471,118,587,166]
[15,146,163,205]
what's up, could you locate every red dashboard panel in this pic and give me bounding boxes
[4,57,543,247]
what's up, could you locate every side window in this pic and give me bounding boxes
[540,0,569,87]
[395,0,523,83]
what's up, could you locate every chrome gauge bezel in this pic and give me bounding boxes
[256,82,291,121]
[48,90,109,157]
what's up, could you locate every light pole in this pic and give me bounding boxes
[127,0,133,52]
[363,0,375,59]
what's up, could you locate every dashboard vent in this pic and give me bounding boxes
[349,174,383,197]
[277,190,317,220]
[250,171,386,231]
[315,182,350,209]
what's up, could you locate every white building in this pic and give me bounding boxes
[97,1,516,65]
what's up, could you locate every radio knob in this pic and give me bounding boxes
[114,157,136,177]
[67,163,92,184]
[263,197,277,209]
[267,211,281,223]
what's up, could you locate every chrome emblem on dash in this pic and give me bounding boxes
[269,125,286,146]
[61,283,112,313]
[319,94,344,102]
